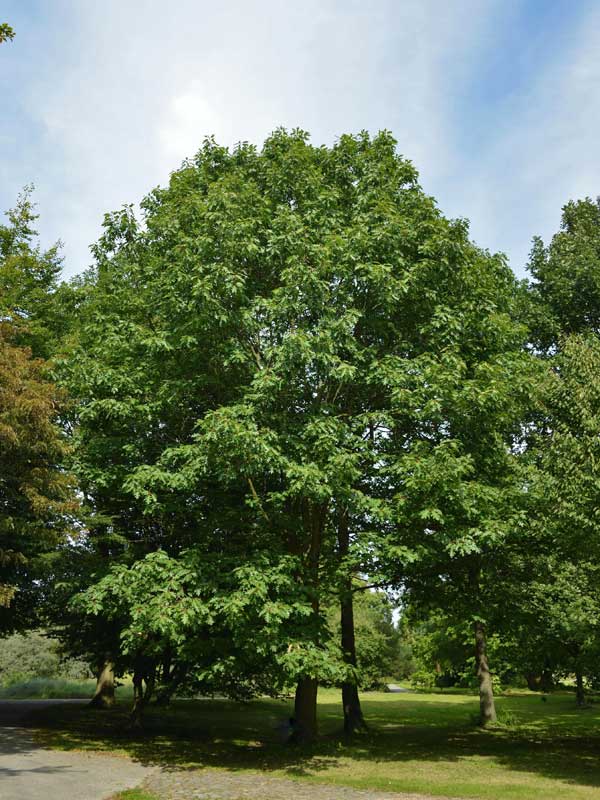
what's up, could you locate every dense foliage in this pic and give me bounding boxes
[3,130,600,739]
[0,195,76,631]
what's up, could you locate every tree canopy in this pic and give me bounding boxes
[3,131,600,741]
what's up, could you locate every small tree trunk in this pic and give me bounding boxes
[89,658,115,709]
[291,677,318,744]
[338,511,367,735]
[130,671,146,729]
[575,668,585,707]
[525,672,541,692]
[474,620,497,726]
[540,667,553,694]
[155,667,184,706]
[143,667,156,703]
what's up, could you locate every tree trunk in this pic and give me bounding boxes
[474,621,497,725]
[525,672,541,692]
[89,658,115,709]
[130,671,146,728]
[576,668,585,707]
[292,677,318,743]
[155,665,185,706]
[540,666,553,694]
[338,511,367,734]
[287,500,325,745]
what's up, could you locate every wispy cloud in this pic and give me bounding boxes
[437,2,600,273]
[1,1,597,278]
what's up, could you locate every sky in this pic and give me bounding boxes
[1,0,599,279]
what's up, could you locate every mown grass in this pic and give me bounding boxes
[27,688,600,799]
[109,791,160,800]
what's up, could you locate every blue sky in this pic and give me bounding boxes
[1,0,598,278]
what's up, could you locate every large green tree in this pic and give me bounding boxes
[64,129,533,737]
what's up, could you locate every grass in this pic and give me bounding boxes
[26,687,600,799]
[109,792,160,800]
[0,677,98,699]
[0,676,133,699]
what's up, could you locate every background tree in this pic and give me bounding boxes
[523,198,600,704]
[0,325,75,628]
[0,192,76,634]
[326,588,401,690]
[523,335,600,704]
[0,186,66,358]
[528,197,600,347]
[373,226,537,724]
[0,23,15,44]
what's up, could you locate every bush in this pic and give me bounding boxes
[0,631,93,685]
[410,668,437,689]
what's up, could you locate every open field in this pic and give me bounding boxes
[27,688,600,800]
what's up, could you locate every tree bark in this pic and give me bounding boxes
[576,668,586,707]
[130,671,146,728]
[89,658,115,709]
[540,666,553,694]
[474,621,497,725]
[287,500,325,745]
[525,672,542,691]
[338,511,367,734]
[292,677,318,743]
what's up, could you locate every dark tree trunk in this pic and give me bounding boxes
[474,620,497,725]
[155,664,184,706]
[287,500,326,745]
[576,668,586,707]
[338,511,367,735]
[143,668,156,703]
[292,677,318,743]
[130,671,146,728]
[342,682,367,735]
[540,667,553,694]
[89,658,115,709]
[525,672,541,692]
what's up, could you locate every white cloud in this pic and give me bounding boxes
[444,6,600,275]
[8,0,579,279]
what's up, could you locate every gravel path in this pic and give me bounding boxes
[0,700,154,800]
[143,769,453,800]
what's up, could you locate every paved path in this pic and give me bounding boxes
[386,684,413,693]
[0,700,153,800]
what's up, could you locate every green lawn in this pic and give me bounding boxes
[30,688,600,799]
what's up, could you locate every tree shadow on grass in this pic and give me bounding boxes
[21,693,600,793]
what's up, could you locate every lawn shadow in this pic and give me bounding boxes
[22,692,600,793]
